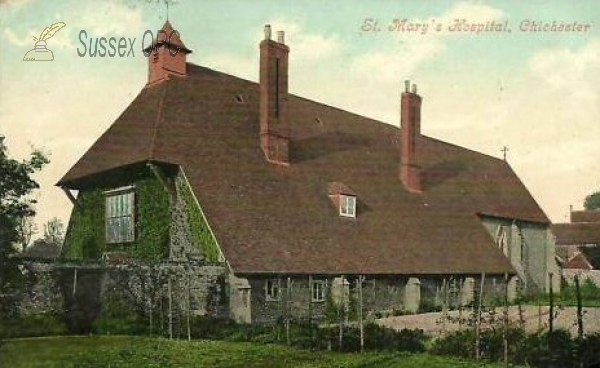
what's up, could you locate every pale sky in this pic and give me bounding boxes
[0,0,599,238]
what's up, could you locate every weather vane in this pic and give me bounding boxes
[147,0,177,22]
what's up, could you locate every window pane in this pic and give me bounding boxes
[105,191,135,243]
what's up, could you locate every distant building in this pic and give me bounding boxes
[553,208,600,285]
[57,22,559,323]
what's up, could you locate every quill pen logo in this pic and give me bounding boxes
[23,22,66,61]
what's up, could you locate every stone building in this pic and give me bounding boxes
[553,209,600,285]
[57,21,558,324]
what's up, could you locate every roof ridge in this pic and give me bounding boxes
[149,82,169,160]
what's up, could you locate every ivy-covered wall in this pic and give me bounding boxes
[175,174,221,263]
[63,169,171,263]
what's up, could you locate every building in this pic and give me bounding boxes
[57,22,558,324]
[553,208,600,285]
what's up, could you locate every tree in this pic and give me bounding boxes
[584,192,600,210]
[16,216,38,251]
[43,217,64,247]
[0,135,49,313]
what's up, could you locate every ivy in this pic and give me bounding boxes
[62,169,170,263]
[176,175,220,262]
[62,190,104,261]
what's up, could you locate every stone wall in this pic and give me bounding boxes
[480,216,559,295]
[13,261,228,325]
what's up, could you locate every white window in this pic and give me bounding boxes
[311,279,327,302]
[340,195,356,218]
[105,189,135,244]
[265,279,281,301]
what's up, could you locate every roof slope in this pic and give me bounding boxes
[58,63,550,275]
[553,222,600,245]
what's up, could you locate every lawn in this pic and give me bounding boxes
[0,336,516,368]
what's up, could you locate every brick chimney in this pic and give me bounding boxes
[145,21,192,85]
[400,80,422,193]
[259,25,290,165]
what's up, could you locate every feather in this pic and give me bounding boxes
[38,26,50,41]
[40,22,66,41]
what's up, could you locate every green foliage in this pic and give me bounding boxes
[93,291,150,336]
[63,189,104,260]
[578,333,600,368]
[63,169,170,263]
[0,313,67,339]
[189,316,427,354]
[523,279,600,307]
[431,327,598,368]
[176,176,220,262]
[584,191,600,210]
[0,136,49,316]
[0,336,515,368]
[58,269,104,334]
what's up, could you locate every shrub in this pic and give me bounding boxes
[430,329,475,359]
[0,313,67,338]
[577,333,600,368]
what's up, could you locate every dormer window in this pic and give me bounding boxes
[328,181,358,218]
[340,195,356,218]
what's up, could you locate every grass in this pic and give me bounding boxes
[0,336,519,368]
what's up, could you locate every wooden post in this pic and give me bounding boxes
[308,275,313,346]
[358,276,364,353]
[538,302,542,332]
[149,290,153,336]
[503,273,509,367]
[187,270,191,341]
[548,272,554,334]
[575,274,584,368]
[168,276,173,340]
[458,278,464,331]
[286,276,291,346]
[72,268,78,296]
[548,272,554,368]
[475,272,485,361]
[441,278,448,334]
[338,276,343,352]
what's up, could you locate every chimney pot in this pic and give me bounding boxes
[264,24,272,40]
[404,80,410,93]
[412,84,417,94]
[277,31,285,44]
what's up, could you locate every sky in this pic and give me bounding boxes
[0,0,598,238]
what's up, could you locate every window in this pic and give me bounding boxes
[105,188,135,244]
[340,195,356,218]
[311,279,327,302]
[265,279,281,301]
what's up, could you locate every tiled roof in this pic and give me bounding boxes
[553,222,600,246]
[563,252,593,270]
[571,209,600,223]
[57,63,551,275]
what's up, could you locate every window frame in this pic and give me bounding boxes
[339,195,356,218]
[265,278,281,302]
[311,279,327,302]
[104,186,136,244]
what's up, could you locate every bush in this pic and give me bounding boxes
[514,329,576,368]
[578,333,600,368]
[0,313,67,338]
[430,329,475,359]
